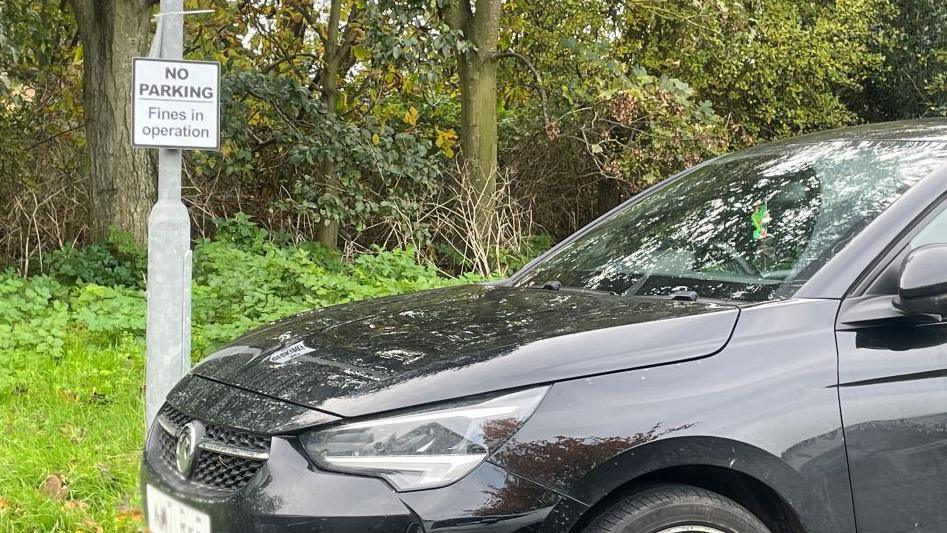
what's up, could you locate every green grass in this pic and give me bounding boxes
[0,336,146,532]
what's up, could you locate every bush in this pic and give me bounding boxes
[190,215,475,348]
[0,214,502,359]
[43,230,146,289]
[0,274,70,356]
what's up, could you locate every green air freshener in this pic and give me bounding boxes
[752,203,771,240]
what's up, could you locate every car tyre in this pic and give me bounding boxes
[584,484,771,533]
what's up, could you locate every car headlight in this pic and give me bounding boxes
[300,387,549,491]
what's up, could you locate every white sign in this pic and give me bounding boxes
[133,58,220,150]
[268,341,315,365]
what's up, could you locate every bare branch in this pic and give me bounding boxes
[494,51,553,135]
[24,124,84,152]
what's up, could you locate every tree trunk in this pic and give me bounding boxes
[451,0,502,234]
[597,178,621,214]
[458,49,499,229]
[315,0,344,250]
[71,0,156,246]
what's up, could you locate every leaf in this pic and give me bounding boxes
[352,45,372,61]
[435,128,458,158]
[63,500,89,511]
[80,518,104,533]
[59,423,85,443]
[115,506,144,523]
[40,474,68,501]
[371,133,380,145]
[403,106,419,127]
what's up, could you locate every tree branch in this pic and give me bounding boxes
[298,3,327,49]
[494,51,553,135]
[24,124,84,152]
[335,5,363,74]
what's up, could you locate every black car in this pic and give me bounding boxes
[142,120,947,533]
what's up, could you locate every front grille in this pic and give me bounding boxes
[192,451,264,489]
[152,404,270,492]
[162,404,190,427]
[205,424,270,452]
[158,424,178,467]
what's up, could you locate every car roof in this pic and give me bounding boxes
[766,118,947,146]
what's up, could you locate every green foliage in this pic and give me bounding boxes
[574,67,732,187]
[856,0,947,119]
[504,41,735,236]
[504,0,890,141]
[192,216,474,348]
[0,1,84,269]
[0,214,489,359]
[71,284,146,340]
[494,234,552,273]
[198,70,443,236]
[213,212,271,251]
[494,0,900,238]
[359,0,470,85]
[179,0,465,250]
[0,274,70,356]
[613,0,889,138]
[4,0,941,270]
[44,230,146,289]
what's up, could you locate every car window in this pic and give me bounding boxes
[911,207,947,248]
[862,205,947,297]
[516,140,947,302]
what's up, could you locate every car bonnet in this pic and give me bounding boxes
[191,284,740,417]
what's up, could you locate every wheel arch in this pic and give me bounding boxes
[557,436,841,533]
[569,464,805,533]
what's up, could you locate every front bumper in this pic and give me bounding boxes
[142,437,578,533]
[142,381,587,533]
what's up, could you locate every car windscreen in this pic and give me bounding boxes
[515,140,947,302]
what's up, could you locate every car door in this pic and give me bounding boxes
[837,204,947,532]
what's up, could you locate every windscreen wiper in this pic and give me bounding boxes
[534,280,617,296]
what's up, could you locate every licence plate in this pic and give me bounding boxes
[147,485,212,533]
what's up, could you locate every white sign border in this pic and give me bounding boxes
[132,57,222,151]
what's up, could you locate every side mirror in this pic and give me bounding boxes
[894,244,947,318]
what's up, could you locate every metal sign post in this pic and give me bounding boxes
[141,1,218,429]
